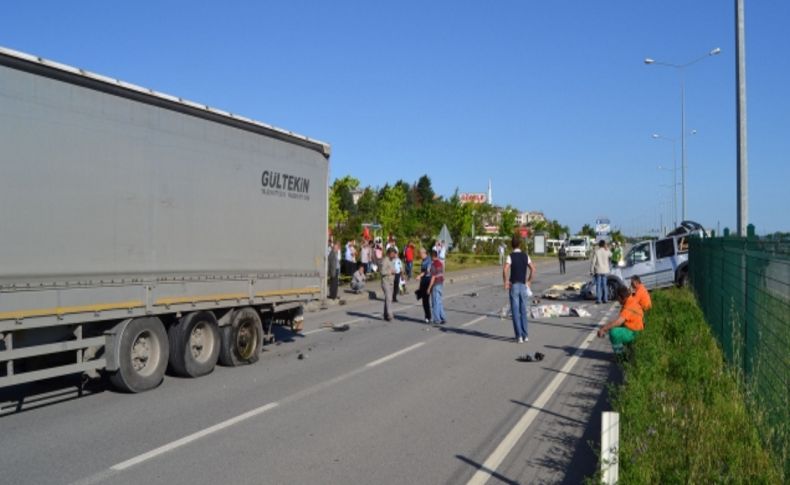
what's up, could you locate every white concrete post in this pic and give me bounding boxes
[601,411,620,484]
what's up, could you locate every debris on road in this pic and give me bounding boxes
[297,353,306,360]
[530,304,592,319]
[517,352,545,362]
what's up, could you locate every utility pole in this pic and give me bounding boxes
[736,0,749,236]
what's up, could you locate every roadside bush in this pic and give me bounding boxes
[608,288,782,483]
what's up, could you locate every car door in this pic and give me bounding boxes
[653,238,677,287]
[622,241,656,288]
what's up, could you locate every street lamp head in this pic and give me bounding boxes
[690,129,697,135]
[709,47,721,56]
[644,57,655,65]
[651,133,660,139]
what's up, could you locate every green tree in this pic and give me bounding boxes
[415,174,435,206]
[547,219,570,239]
[499,207,518,236]
[531,220,548,233]
[356,188,377,222]
[580,224,596,238]
[378,183,408,238]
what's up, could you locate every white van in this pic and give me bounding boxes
[566,236,591,259]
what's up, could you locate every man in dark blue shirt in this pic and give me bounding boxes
[503,236,536,343]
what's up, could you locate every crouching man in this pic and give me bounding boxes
[351,263,366,294]
[597,285,644,354]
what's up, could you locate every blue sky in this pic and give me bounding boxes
[3,1,788,235]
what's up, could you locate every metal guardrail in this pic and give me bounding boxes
[689,232,789,473]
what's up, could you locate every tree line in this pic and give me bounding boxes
[329,174,584,253]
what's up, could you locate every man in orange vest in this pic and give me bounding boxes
[597,285,644,354]
[631,275,652,312]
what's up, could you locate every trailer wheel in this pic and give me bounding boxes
[109,317,169,393]
[219,307,263,367]
[168,311,220,378]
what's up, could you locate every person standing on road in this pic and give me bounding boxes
[498,243,506,265]
[380,247,397,321]
[590,240,612,304]
[344,240,357,276]
[417,247,432,323]
[597,285,644,354]
[392,251,404,303]
[427,248,446,324]
[438,240,447,261]
[503,236,536,343]
[327,242,341,300]
[404,241,415,279]
[611,242,622,268]
[558,243,567,274]
[360,241,372,274]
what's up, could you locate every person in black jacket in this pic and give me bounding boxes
[327,243,340,300]
[558,243,567,274]
[415,247,432,323]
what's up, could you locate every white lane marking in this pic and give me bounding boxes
[365,342,426,368]
[465,307,617,485]
[111,402,279,471]
[96,313,490,478]
[462,316,488,328]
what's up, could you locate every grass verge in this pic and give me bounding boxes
[604,288,782,483]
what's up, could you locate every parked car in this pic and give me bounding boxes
[581,221,704,300]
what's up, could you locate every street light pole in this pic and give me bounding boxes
[680,73,687,221]
[658,165,677,227]
[645,48,721,221]
[652,133,684,228]
[736,0,749,236]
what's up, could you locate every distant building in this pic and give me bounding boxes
[526,211,546,224]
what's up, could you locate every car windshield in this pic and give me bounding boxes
[569,239,585,246]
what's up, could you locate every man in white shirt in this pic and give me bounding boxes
[590,240,612,304]
[438,240,447,261]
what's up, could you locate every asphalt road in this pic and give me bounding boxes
[0,258,619,485]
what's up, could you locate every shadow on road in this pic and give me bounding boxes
[543,344,613,362]
[437,325,514,343]
[527,358,623,484]
[455,454,522,485]
[0,374,106,417]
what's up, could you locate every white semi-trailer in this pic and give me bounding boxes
[0,47,330,393]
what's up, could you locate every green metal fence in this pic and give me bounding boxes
[689,231,789,474]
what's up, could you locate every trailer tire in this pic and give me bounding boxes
[109,317,169,393]
[168,311,220,378]
[219,307,263,367]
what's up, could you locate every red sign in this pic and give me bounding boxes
[460,193,487,204]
